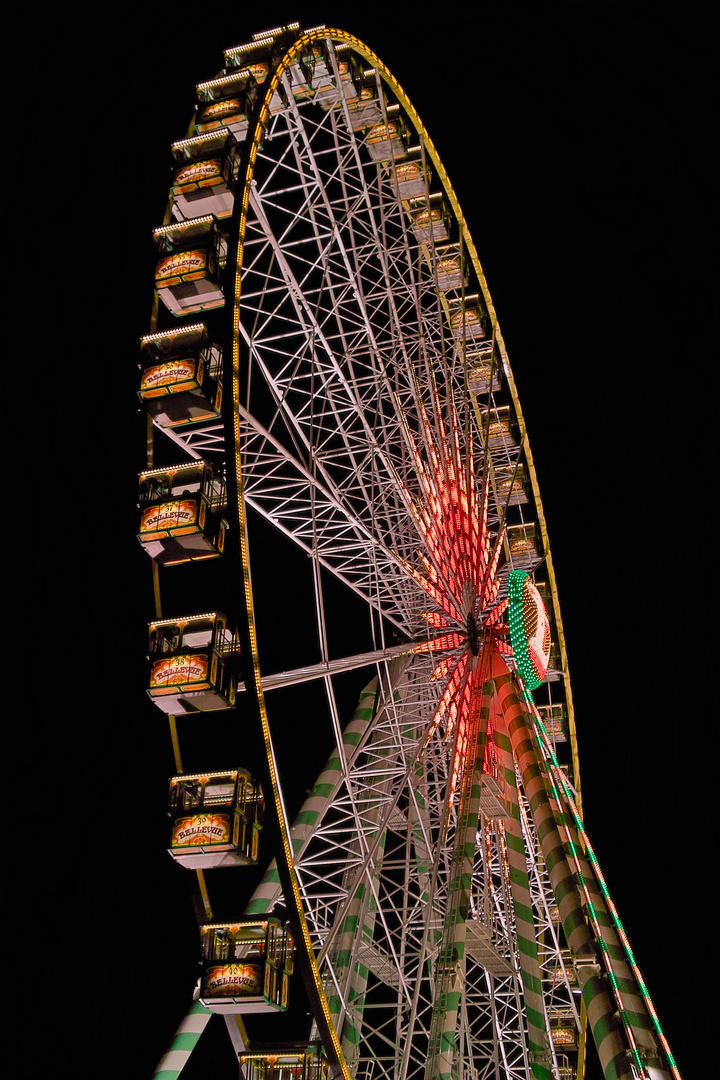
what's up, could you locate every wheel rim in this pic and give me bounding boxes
[227,30,579,1080]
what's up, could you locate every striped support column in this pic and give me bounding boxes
[425,671,494,1080]
[409,750,444,964]
[326,699,399,1068]
[152,1002,213,1080]
[327,829,387,1069]
[245,679,380,917]
[558,801,667,1071]
[495,671,634,1080]
[531,714,679,1080]
[492,697,552,1080]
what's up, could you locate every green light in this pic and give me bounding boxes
[507,570,547,690]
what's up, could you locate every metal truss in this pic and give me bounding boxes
[238,88,496,633]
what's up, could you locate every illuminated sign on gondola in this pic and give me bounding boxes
[155,250,207,284]
[414,207,443,229]
[150,654,208,689]
[437,255,461,276]
[548,965,577,986]
[140,500,198,535]
[204,963,262,997]
[173,158,223,189]
[550,1026,577,1047]
[197,98,246,127]
[140,359,199,396]
[367,120,398,143]
[394,161,421,183]
[245,62,269,83]
[172,814,231,847]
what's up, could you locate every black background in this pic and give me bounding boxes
[12,3,714,1077]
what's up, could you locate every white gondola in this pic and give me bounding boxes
[138,323,222,428]
[146,612,240,714]
[168,768,263,869]
[198,918,293,1014]
[153,216,228,317]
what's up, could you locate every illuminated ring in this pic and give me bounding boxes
[143,24,583,1080]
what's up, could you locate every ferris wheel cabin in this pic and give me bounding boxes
[138,460,228,565]
[147,612,240,714]
[239,1042,329,1080]
[223,33,369,117]
[365,107,407,160]
[345,83,382,129]
[168,768,263,869]
[194,66,259,137]
[169,130,242,222]
[198,918,294,1014]
[409,192,450,243]
[432,243,468,292]
[387,156,431,199]
[314,44,362,109]
[138,324,222,429]
[464,342,496,393]
[448,293,489,341]
[153,216,228,317]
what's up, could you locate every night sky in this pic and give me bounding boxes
[14,4,713,1078]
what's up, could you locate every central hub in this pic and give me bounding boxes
[466,611,480,656]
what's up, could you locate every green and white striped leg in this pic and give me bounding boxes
[425,673,494,1080]
[327,828,387,1069]
[495,672,633,1080]
[554,794,671,1076]
[492,698,552,1080]
[152,1002,214,1080]
[245,679,381,918]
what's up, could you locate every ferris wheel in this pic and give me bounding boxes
[139,23,681,1080]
